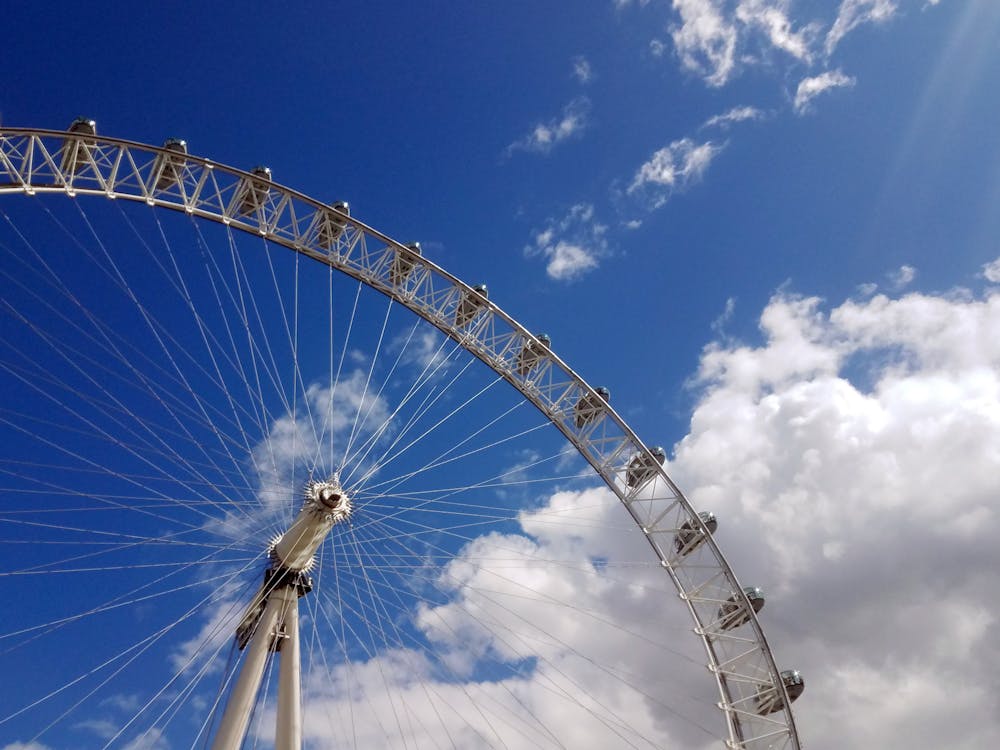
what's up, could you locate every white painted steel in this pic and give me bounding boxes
[211,588,296,750]
[0,127,803,749]
[275,596,302,750]
[272,480,350,571]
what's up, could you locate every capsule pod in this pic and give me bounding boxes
[455,284,488,327]
[391,242,422,285]
[153,138,188,191]
[236,165,272,217]
[575,386,610,428]
[59,117,97,175]
[626,445,666,488]
[517,333,551,376]
[674,510,717,556]
[317,201,350,250]
[717,586,765,631]
[755,669,805,715]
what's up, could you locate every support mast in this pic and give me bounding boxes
[210,476,351,750]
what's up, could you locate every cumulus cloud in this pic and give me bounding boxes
[669,284,1000,748]
[794,69,856,113]
[278,272,1000,748]
[627,137,722,208]
[162,268,1000,750]
[982,256,1000,283]
[702,104,765,129]
[524,203,609,281]
[572,55,593,83]
[826,0,898,55]
[505,98,591,156]
[285,485,714,749]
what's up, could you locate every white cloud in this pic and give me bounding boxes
[794,69,856,113]
[711,296,737,334]
[74,719,119,740]
[2,744,53,750]
[649,38,667,57]
[545,242,600,280]
[826,0,898,55]
[289,485,711,749]
[525,203,609,281]
[167,273,1000,750]
[888,263,917,289]
[627,137,722,208]
[670,0,740,86]
[669,284,1000,748]
[667,0,823,87]
[735,0,819,63]
[982,256,1000,283]
[505,98,591,156]
[702,104,765,129]
[572,55,593,83]
[121,728,170,750]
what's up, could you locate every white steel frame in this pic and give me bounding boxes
[0,127,802,750]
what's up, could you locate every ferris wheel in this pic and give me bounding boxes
[0,121,804,750]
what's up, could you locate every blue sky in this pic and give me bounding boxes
[3,1,1000,749]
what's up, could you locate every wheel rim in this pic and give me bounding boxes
[0,127,802,749]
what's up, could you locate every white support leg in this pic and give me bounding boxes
[211,587,296,750]
[210,477,349,750]
[275,594,302,750]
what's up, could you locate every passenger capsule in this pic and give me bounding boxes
[674,510,717,556]
[391,242,422,285]
[236,165,272,217]
[575,386,610,428]
[455,284,488,327]
[717,586,765,631]
[60,117,97,175]
[517,333,551,376]
[153,138,188,191]
[626,445,666,488]
[755,669,805,716]
[317,201,350,250]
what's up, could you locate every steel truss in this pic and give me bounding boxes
[0,127,802,749]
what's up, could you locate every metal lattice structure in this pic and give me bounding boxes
[0,126,803,749]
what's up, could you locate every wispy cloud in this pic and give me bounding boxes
[627,138,722,209]
[572,55,593,83]
[736,0,819,63]
[826,0,897,55]
[73,720,119,741]
[670,0,740,87]
[888,264,917,290]
[505,98,591,156]
[982,256,1000,283]
[793,69,856,113]
[525,204,608,282]
[702,105,765,129]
